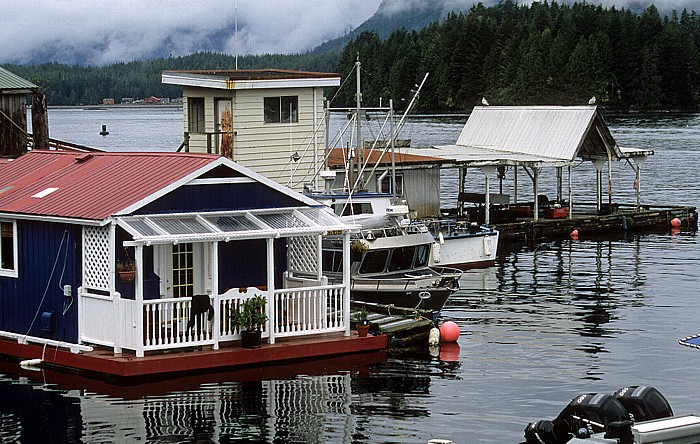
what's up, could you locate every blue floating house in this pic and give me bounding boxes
[0,150,355,358]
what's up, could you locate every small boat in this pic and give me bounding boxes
[422,218,499,269]
[524,385,700,443]
[313,191,462,312]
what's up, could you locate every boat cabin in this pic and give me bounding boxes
[162,69,340,193]
[0,150,355,357]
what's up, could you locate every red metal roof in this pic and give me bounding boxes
[327,147,448,168]
[0,150,220,221]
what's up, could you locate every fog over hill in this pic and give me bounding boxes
[1,0,696,67]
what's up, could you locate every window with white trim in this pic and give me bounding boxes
[264,96,298,123]
[0,220,18,277]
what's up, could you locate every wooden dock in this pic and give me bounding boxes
[491,204,697,241]
[351,301,437,350]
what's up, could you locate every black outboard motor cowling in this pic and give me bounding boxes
[525,393,629,444]
[613,385,673,422]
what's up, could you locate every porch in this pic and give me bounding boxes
[78,207,357,357]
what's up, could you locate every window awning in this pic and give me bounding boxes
[116,206,355,245]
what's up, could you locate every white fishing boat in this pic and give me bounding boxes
[312,190,462,311]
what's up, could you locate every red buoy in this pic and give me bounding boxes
[671,217,682,227]
[570,229,579,238]
[440,321,460,343]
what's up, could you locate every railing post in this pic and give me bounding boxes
[211,242,220,350]
[343,232,351,336]
[135,244,145,357]
[267,237,276,344]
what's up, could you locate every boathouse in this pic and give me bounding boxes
[405,105,655,224]
[162,69,340,193]
[0,150,357,359]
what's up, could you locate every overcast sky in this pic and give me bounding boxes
[0,0,383,66]
[1,0,696,66]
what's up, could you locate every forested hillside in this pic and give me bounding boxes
[333,2,700,111]
[6,1,700,111]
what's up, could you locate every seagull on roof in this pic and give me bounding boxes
[481,97,489,106]
[588,96,596,105]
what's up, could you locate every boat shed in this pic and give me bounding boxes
[0,67,39,157]
[0,150,356,358]
[405,105,653,223]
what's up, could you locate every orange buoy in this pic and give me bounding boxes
[439,321,460,343]
[671,217,682,227]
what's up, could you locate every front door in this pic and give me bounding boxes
[215,99,233,159]
[155,243,207,298]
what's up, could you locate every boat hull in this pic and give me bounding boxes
[350,287,452,312]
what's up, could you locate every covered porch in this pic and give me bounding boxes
[78,206,355,357]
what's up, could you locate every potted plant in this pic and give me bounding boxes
[116,258,136,282]
[231,295,268,348]
[355,306,370,337]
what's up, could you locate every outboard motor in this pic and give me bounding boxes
[525,393,628,443]
[613,385,673,422]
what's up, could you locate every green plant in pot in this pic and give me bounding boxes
[231,295,268,348]
[116,258,136,282]
[355,306,370,337]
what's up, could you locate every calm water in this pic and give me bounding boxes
[6,107,699,443]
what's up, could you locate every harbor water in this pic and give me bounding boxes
[3,107,699,443]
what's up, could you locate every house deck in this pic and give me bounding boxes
[0,332,386,380]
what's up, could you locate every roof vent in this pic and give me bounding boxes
[74,153,94,163]
[32,187,59,198]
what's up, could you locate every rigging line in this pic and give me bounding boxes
[327,64,357,107]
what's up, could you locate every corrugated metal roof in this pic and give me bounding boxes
[0,151,220,221]
[456,106,606,160]
[326,147,447,169]
[401,105,646,167]
[0,66,37,91]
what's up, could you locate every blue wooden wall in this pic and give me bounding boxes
[136,182,305,215]
[0,220,80,342]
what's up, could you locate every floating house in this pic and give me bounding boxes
[0,67,38,157]
[0,150,367,371]
[162,69,340,193]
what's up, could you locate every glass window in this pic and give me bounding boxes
[359,250,388,274]
[188,97,205,132]
[380,173,403,195]
[264,96,298,123]
[387,246,415,272]
[0,220,17,277]
[322,250,343,273]
[415,244,429,267]
[172,243,194,298]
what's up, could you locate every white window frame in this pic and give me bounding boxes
[0,219,18,278]
[264,96,298,124]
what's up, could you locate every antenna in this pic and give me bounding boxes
[234,0,239,69]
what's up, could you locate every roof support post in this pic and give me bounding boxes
[514,166,518,204]
[593,159,606,213]
[631,157,647,212]
[458,167,466,216]
[211,241,220,350]
[134,243,144,357]
[568,166,573,219]
[556,167,563,203]
[532,167,540,222]
[480,166,496,225]
[343,231,351,337]
[266,237,276,345]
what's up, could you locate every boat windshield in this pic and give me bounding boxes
[359,250,389,274]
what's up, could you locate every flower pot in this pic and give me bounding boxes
[118,270,135,282]
[357,324,370,337]
[241,330,262,349]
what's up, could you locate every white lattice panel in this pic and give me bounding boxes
[288,236,317,274]
[83,225,111,290]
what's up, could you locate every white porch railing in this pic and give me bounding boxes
[79,284,348,357]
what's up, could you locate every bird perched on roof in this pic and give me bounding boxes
[481,97,489,106]
[588,96,596,105]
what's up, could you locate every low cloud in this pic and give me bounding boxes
[0,0,382,66]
